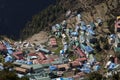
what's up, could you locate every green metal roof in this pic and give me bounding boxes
[114,47,120,52]
[34,77,51,80]
[13,62,50,69]
[29,64,44,70]
[29,72,50,80]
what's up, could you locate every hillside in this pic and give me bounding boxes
[0,0,120,79]
[21,0,120,40]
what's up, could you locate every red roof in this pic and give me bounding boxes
[70,61,82,67]
[28,53,38,56]
[13,52,24,60]
[73,46,86,57]
[75,57,87,62]
[37,52,47,60]
[0,44,6,51]
[76,47,86,57]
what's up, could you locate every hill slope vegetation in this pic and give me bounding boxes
[21,0,120,40]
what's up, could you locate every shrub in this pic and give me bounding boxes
[86,72,103,80]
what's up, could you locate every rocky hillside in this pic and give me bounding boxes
[21,0,120,40]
